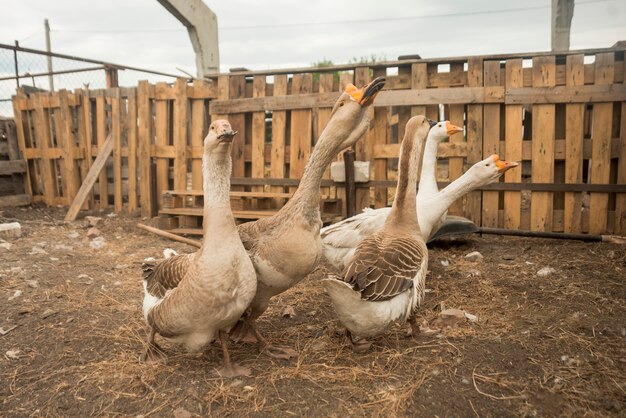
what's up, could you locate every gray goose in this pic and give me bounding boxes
[141,120,257,378]
[322,115,434,352]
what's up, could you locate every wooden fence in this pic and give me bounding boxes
[11,45,626,235]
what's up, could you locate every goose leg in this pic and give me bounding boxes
[140,327,166,363]
[229,319,259,344]
[248,319,297,360]
[344,329,371,353]
[216,330,251,378]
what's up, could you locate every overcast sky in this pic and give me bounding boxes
[1,0,625,83]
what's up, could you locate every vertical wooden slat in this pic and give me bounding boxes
[155,83,169,206]
[482,60,501,227]
[127,89,138,212]
[563,54,585,233]
[58,90,80,204]
[12,94,33,197]
[95,92,108,208]
[81,89,94,209]
[73,89,88,209]
[504,59,523,230]
[289,73,313,193]
[448,63,465,216]
[588,52,614,234]
[190,80,206,191]
[354,67,371,211]
[616,56,626,235]
[251,75,266,192]
[318,73,334,200]
[229,75,246,190]
[33,94,56,204]
[336,72,354,216]
[270,74,287,197]
[138,81,152,217]
[466,57,483,224]
[530,56,556,232]
[373,67,390,208]
[111,88,123,212]
[173,78,188,191]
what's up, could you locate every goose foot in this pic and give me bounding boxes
[140,328,166,363]
[229,320,259,344]
[260,344,297,360]
[216,362,252,378]
[345,329,371,353]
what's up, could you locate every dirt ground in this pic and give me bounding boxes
[1,205,625,417]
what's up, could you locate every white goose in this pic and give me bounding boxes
[322,115,433,351]
[321,121,518,271]
[140,120,257,378]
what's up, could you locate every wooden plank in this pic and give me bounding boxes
[58,90,81,204]
[530,56,556,232]
[228,75,246,191]
[448,62,465,216]
[73,89,88,209]
[482,60,501,228]
[616,55,626,235]
[95,92,108,208]
[1,119,24,194]
[251,75,266,192]
[137,81,153,217]
[155,83,169,209]
[11,95,33,197]
[373,67,391,208]
[289,74,313,193]
[64,134,113,221]
[111,88,123,212]
[0,194,31,207]
[208,86,505,114]
[127,89,138,212]
[33,94,56,204]
[466,57,483,224]
[588,52,614,234]
[563,54,585,233]
[190,80,206,191]
[354,67,371,211]
[504,59,523,230]
[505,84,626,104]
[0,160,26,175]
[80,89,94,209]
[173,78,188,191]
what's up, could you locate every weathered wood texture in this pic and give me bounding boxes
[10,46,626,233]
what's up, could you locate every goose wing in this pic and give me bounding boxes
[142,253,194,298]
[343,233,425,302]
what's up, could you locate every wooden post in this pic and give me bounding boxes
[173,78,188,191]
[482,60,501,228]
[344,149,356,218]
[111,87,123,212]
[354,67,371,212]
[289,73,313,194]
[251,75,266,193]
[270,74,287,200]
[466,57,483,225]
[190,79,206,191]
[504,59,523,230]
[127,89,138,212]
[138,80,153,218]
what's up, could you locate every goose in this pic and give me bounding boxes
[140,120,257,378]
[320,121,518,271]
[322,115,434,352]
[229,77,386,359]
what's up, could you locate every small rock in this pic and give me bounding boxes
[67,231,80,239]
[537,267,556,277]
[307,310,317,317]
[29,246,47,255]
[243,385,255,392]
[440,259,450,267]
[90,236,106,250]
[26,280,39,288]
[49,257,59,262]
[502,254,516,260]
[53,244,74,252]
[143,257,156,263]
[431,308,466,327]
[106,213,117,218]
[464,311,478,322]
[0,222,21,240]
[282,305,296,318]
[5,349,21,360]
[163,248,178,259]
[87,227,101,239]
[41,309,57,319]
[311,339,328,351]
[464,251,483,262]
[0,241,12,251]
[84,216,102,227]
[173,407,192,418]
[114,264,128,270]
[462,378,471,385]
[113,281,122,287]
[8,290,22,301]
[467,270,481,278]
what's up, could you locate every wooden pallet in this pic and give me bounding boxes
[0,118,30,207]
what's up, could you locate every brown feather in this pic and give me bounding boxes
[142,254,194,299]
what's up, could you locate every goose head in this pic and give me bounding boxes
[324,77,386,151]
[428,120,463,143]
[205,120,238,155]
[467,154,519,186]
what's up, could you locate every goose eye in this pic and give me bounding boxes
[486,163,490,167]
[339,101,345,107]
[438,123,442,127]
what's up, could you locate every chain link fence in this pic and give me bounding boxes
[0,43,180,117]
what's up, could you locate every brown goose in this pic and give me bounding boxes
[322,115,434,352]
[230,77,386,359]
[141,120,257,378]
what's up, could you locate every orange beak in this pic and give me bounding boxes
[493,155,519,173]
[345,77,386,107]
[445,121,463,136]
